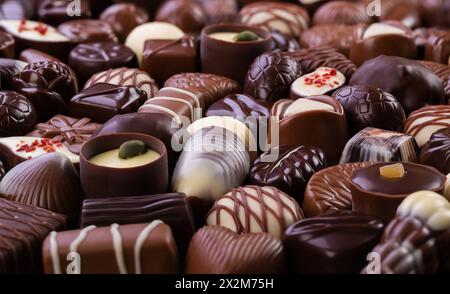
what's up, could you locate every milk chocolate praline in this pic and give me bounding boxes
[0,90,38,137]
[155,0,207,34]
[313,1,371,26]
[420,127,450,174]
[57,20,118,45]
[351,162,446,222]
[80,133,169,199]
[201,23,273,85]
[0,58,27,90]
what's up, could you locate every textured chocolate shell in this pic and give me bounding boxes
[303,162,374,218]
[313,1,371,25]
[420,127,450,174]
[207,186,304,239]
[0,91,38,137]
[0,198,66,273]
[249,146,327,204]
[333,84,406,134]
[0,152,83,219]
[299,25,355,57]
[185,226,286,274]
[155,0,207,34]
[244,51,301,102]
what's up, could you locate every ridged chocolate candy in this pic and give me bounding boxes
[420,127,450,174]
[313,1,371,25]
[333,84,406,134]
[0,91,37,137]
[299,25,355,57]
[249,146,327,204]
[186,226,286,274]
[244,51,301,102]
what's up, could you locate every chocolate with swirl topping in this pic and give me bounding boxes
[27,115,102,154]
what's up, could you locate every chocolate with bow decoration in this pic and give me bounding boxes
[27,115,102,155]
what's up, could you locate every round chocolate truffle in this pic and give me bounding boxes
[349,56,445,114]
[420,127,450,174]
[0,91,37,137]
[100,3,149,43]
[155,0,207,34]
[244,51,301,102]
[313,1,371,25]
[12,61,78,121]
[249,145,327,204]
[333,84,406,134]
[57,20,118,44]
[69,43,137,86]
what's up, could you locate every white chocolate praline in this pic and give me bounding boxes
[125,22,185,65]
[89,148,160,168]
[0,137,79,163]
[397,191,450,231]
[363,23,406,39]
[206,186,303,239]
[290,67,346,98]
[0,20,70,42]
[284,99,335,118]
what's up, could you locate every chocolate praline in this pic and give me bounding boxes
[421,0,450,28]
[198,0,239,25]
[420,127,450,174]
[351,162,446,222]
[244,51,301,102]
[249,145,327,204]
[349,55,445,114]
[0,31,14,59]
[0,90,37,137]
[57,19,118,44]
[271,31,300,52]
[38,0,91,26]
[414,28,450,65]
[69,42,137,87]
[100,3,149,43]
[333,84,406,134]
[0,58,27,90]
[299,25,355,57]
[155,0,207,34]
[18,49,61,64]
[417,61,450,103]
[313,1,371,26]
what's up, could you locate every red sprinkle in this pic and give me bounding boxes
[15,138,62,154]
[303,68,341,88]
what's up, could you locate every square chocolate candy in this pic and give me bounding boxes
[340,127,419,163]
[142,36,197,86]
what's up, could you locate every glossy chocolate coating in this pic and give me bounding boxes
[0,198,66,273]
[27,114,101,155]
[421,0,450,28]
[303,162,374,218]
[286,47,357,80]
[0,90,37,136]
[100,3,149,43]
[271,31,300,52]
[186,226,286,274]
[12,61,78,121]
[249,146,327,204]
[414,28,450,64]
[350,22,417,67]
[244,51,301,102]
[38,0,91,26]
[418,61,450,103]
[70,83,146,123]
[340,127,419,164]
[69,42,137,86]
[80,133,168,199]
[0,31,13,58]
[0,58,26,90]
[313,1,371,26]
[0,152,83,220]
[351,162,446,222]
[0,159,4,181]
[42,221,178,274]
[142,36,197,86]
[81,193,195,256]
[420,127,450,174]
[284,211,384,274]
[198,0,239,25]
[201,24,273,85]
[378,0,422,29]
[333,84,406,134]
[271,96,348,165]
[155,0,207,34]
[299,25,355,57]
[18,49,61,64]
[93,112,182,174]
[57,19,118,44]
[112,0,165,16]
[349,56,445,114]
[164,72,241,111]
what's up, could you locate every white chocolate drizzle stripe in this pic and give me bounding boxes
[111,224,128,274]
[134,220,163,274]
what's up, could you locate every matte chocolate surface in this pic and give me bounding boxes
[27,114,101,154]
[38,0,91,26]
[350,56,445,114]
[155,0,207,34]
[313,1,371,26]
[249,146,327,204]
[303,162,374,218]
[299,25,355,57]
[0,90,37,137]
[284,212,384,274]
[420,127,450,174]
[69,42,137,86]
[81,193,195,256]
[0,198,66,273]
[186,226,286,274]
[244,51,301,102]
[57,19,118,44]
[333,84,406,134]
[43,221,179,274]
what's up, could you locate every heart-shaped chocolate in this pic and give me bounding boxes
[185,226,286,274]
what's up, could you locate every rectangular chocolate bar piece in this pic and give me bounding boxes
[142,36,197,86]
[0,198,66,273]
